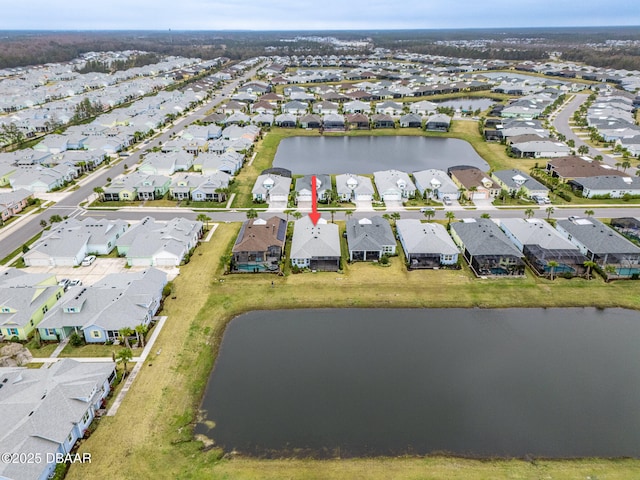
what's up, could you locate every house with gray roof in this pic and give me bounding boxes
[115,216,203,267]
[9,166,67,193]
[38,268,167,343]
[450,218,525,277]
[425,113,451,132]
[572,175,640,199]
[346,216,396,262]
[510,140,571,158]
[491,169,549,199]
[24,217,128,267]
[373,169,416,201]
[399,113,423,128]
[396,219,459,269]
[335,173,374,202]
[197,151,244,175]
[555,217,640,279]
[413,169,459,201]
[0,359,115,480]
[252,174,291,205]
[499,218,587,277]
[294,174,331,206]
[290,217,341,271]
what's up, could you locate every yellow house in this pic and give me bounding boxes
[0,271,63,341]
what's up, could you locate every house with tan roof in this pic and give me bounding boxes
[232,217,287,273]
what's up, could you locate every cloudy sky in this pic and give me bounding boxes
[1,0,638,30]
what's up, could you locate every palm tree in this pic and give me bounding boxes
[584,209,594,217]
[620,160,631,173]
[344,210,354,222]
[391,212,401,226]
[93,186,104,201]
[49,214,63,224]
[583,260,597,280]
[480,213,491,219]
[329,209,337,223]
[115,348,133,375]
[547,260,559,280]
[292,211,303,221]
[524,208,535,219]
[246,208,258,220]
[196,214,211,231]
[40,219,47,228]
[445,211,455,225]
[424,188,433,205]
[219,254,232,274]
[545,206,555,220]
[577,145,589,155]
[134,324,148,348]
[118,327,134,349]
[283,209,294,223]
[423,209,435,221]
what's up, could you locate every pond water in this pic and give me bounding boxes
[196,308,640,458]
[434,98,496,111]
[272,136,489,175]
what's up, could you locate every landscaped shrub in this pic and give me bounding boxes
[556,191,572,202]
[69,332,83,347]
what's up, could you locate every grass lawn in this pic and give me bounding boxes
[67,221,640,480]
[59,343,143,358]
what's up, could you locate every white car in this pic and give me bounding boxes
[81,255,96,266]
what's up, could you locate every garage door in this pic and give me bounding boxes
[384,194,401,201]
[472,192,487,200]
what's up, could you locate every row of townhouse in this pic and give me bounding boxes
[253,167,548,208]
[22,216,202,272]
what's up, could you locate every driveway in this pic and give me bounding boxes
[22,258,180,284]
[384,199,405,211]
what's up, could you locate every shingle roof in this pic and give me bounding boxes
[556,218,640,255]
[290,217,341,260]
[346,216,395,253]
[452,219,524,257]
[396,219,458,255]
[233,217,287,253]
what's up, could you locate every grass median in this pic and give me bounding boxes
[67,222,640,480]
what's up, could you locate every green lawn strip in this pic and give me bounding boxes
[67,221,640,480]
[0,231,42,265]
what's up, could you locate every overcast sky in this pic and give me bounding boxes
[1,0,638,30]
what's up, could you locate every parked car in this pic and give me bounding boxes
[420,207,435,214]
[443,196,452,206]
[68,279,83,287]
[81,255,96,266]
[58,278,70,290]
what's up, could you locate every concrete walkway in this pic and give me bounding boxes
[201,223,219,242]
[49,337,69,358]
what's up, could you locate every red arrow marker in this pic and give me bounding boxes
[309,175,321,226]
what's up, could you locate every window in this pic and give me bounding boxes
[47,329,57,336]
[67,432,74,444]
[8,328,18,336]
[1,307,9,313]
[91,330,101,338]
[82,411,91,423]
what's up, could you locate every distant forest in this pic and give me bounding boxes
[1,28,640,70]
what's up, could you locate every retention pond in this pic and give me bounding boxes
[196,308,640,458]
[272,136,490,175]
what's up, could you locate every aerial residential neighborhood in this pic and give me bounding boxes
[0,19,640,480]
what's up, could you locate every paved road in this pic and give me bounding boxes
[552,93,635,170]
[0,65,259,259]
